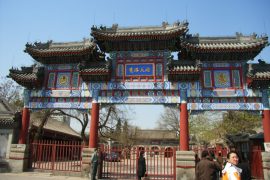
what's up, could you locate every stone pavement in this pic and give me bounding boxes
[0,172,89,180]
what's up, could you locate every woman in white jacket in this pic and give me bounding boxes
[222,151,242,180]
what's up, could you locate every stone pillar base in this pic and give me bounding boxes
[8,144,29,172]
[81,148,95,178]
[176,151,195,180]
[262,151,270,180]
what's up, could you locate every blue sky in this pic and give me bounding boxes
[0,0,269,129]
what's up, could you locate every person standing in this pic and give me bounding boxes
[222,151,242,180]
[137,151,146,180]
[195,150,222,180]
[90,148,99,180]
[195,153,200,166]
[217,151,224,178]
[237,155,251,180]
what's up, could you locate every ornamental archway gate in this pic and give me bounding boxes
[9,22,270,179]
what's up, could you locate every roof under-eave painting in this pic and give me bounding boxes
[181,33,269,61]
[24,39,100,64]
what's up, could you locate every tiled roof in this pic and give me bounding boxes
[0,118,15,129]
[9,71,38,82]
[183,33,268,53]
[79,61,111,81]
[91,21,188,41]
[0,99,16,129]
[135,129,178,140]
[8,66,44,88]
[167,60,201,74]
[79,62,110,74]
[246,61,270,89]
[31,116,81,138]
[247,61,270,79]
[25,39,96,57]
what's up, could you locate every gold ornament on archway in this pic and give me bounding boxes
[59,75,67,85]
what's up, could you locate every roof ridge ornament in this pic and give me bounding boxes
[112,23,118,30]
[162,21,168,28]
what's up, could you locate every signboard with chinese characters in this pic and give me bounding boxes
[125,64,154,76]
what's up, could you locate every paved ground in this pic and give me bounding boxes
[0,172,89,180]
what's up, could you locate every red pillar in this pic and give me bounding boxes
[89,102,100,148]
[263,109,270,142]
[179,101,189,151]
[19,107,30,144]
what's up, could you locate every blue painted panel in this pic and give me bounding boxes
[125,64,154,76]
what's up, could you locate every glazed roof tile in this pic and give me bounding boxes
[25,39,96,57]
[9,72,38,82]
[80,68,110,74]
[169,65,200,72]
[91,21,188,40]
[9,66,43,82]
[248,61,270,79]
[0,99,16,129]
[168,60,201,73]
[183,33,268,52]
[0,118,15,129]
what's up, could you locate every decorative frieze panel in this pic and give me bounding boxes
[99,96,180,104]
[30,90,81,97]
[29,102,92,109]
[114,51,169,59]
[188,103,262,110]
[46,64,79,71]
[203,62,242,68]
[199,89,261,98]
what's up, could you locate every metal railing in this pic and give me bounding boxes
[100,146,176,180]
[30,140,83,172]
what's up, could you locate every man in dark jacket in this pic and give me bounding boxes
[195,150,222,180]
[137,152,146,180]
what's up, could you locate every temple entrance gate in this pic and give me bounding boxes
[8,21,270,179]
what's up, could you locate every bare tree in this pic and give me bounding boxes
[98,104,133,145]
[0,76,23,110]
[30,109,89,144]
[58,109,89,144]
[31,109,57,141]
[157,106,225,145]
[157,105,179,135]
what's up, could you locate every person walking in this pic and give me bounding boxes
[222,151,242,180]
[137,151,146,180]
[90,148,99,180]
[195,150,222,180]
